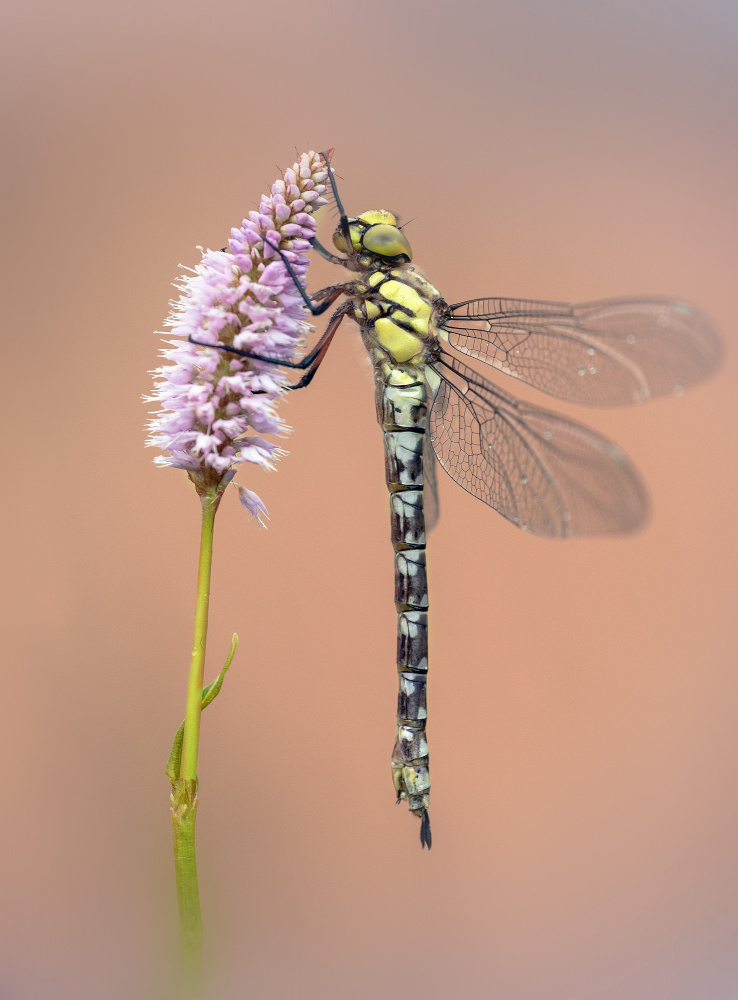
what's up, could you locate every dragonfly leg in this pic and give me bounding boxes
[188,303,351,389]
[262,235,347,316]
[318,150,356,263]
[187,291,349,368]
[309,236,347,265]
[188,336,307,369]
[286,306,349,390]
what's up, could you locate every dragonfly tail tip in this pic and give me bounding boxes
[420,809,432,850]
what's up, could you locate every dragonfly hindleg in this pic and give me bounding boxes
[188,301,351,390]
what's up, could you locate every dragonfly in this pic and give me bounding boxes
[195,153,721,849]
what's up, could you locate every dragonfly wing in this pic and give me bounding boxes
[428,354,649,537]
[443,297,722,407]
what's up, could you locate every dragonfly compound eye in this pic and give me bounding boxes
[332,210,411,259]
[362,224,413,261]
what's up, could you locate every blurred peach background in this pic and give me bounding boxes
[2,0,737,997]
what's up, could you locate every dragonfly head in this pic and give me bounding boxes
[332,210,413,262]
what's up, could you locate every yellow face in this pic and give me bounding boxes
[333,210,413,261]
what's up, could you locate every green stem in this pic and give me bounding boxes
[170,490,219,991]
[182,493,218,781]
[170,778,202,991]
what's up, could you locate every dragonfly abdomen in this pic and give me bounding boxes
[380,375,432,848]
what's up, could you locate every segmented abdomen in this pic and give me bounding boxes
[379,374,432,848]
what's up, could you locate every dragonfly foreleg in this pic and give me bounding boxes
[263,235,347,316]
[309,236,347,265]
[317,150,355,262]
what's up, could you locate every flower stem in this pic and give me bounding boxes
[182,492,219,781]
[170,489,220,991]
[170,778,202,990]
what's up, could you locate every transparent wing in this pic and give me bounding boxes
[423,378,440,533]
[443,297,722,407]
[428,354,649,537]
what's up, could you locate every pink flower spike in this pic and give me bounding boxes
[146,150,330,506]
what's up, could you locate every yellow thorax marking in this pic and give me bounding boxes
[375,317,423,363]
[380,280,433,336]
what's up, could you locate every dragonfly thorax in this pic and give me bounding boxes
[349,263,445,368]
